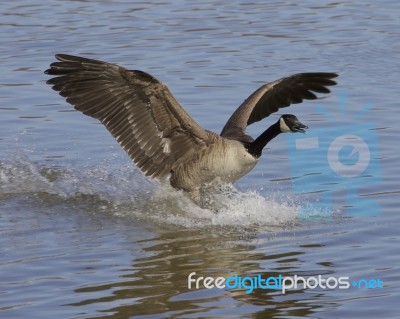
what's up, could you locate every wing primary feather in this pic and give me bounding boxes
[221,72,338,138]
[45,54,210,179]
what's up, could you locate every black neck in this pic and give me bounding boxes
[245,121,281,158]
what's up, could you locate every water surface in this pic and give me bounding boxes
[1,1,399,318]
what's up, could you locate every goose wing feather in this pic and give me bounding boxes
[221,72,338,140]
[45,54,210,179]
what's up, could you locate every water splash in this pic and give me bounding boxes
[123,183,301,229]
[1,150,303,230]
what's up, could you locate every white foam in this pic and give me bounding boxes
[1,150,309,231]
[116,183,301,230]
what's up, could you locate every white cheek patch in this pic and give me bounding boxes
[279,117,291,132]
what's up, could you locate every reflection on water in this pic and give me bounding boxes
[0,189,334,318]
[1,0,399,318]
[67,231,322,318]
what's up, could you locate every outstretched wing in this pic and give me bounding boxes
[45,54,210,179]
[221,72,338,140]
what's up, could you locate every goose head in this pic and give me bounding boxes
[279,114,308,133]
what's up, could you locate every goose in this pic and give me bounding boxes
[45,54,337,204]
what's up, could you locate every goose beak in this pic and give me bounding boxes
[292,121,308,133]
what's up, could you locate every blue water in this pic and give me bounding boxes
[1,1,399,318]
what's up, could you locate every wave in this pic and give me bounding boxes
[1,150,330,229]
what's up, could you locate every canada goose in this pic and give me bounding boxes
[45,54,337,203]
